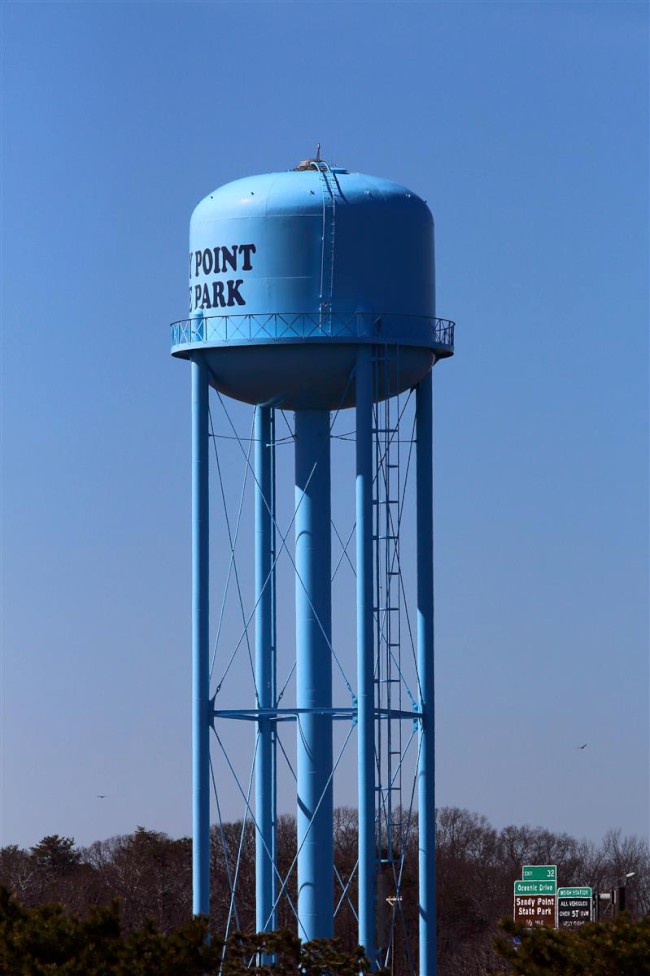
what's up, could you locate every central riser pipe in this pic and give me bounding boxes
[356,346,376,963]
[295,409,334,941]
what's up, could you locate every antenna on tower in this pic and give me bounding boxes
[316,143,321,161]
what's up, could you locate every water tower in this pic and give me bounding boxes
[171,156,454,975]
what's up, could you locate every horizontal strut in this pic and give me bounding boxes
[212,707,419,722]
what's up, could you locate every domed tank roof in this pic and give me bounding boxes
[191,167,431,221]
[172,160,453,410]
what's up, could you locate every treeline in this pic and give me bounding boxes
[1,808,648,976]
[0,893,371,976]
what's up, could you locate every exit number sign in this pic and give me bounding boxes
[522,865,557,882]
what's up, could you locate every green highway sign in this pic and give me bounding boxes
[522,865,557,882]
[514,880,556,896]
[557,887,592,899]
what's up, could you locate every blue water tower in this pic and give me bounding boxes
[171,155,454,974]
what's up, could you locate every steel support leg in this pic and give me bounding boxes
[295,409,333,941]
[255,406,276,935]
[356,346,376,964]
[416,370,436,975]
[191,356,210,917]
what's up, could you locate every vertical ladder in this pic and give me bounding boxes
[314,162,337,328]
[372,346,407,969]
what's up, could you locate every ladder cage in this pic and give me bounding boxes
[372,347,420,976]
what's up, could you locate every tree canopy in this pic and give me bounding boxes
[0,885,372,976]
[1,809,648,975]
[494,913,650,976]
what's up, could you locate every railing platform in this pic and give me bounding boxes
[170,311,455,355]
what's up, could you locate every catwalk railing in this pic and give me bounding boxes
[170,312,455,352]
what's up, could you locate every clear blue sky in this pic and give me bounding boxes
[1,1,647,852]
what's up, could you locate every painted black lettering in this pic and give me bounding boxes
[194,284,202,309]
[238,243,256,271]
[194,251,203,277]
[212,280,226,307]
[222,245,237,272]
[212,247,221,273]
[202,248,213,275]
[227,279,245,306]
[200,284,211,309]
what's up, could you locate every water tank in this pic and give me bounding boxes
[171,160,453,410]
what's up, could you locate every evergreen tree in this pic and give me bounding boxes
[494,913,650,976]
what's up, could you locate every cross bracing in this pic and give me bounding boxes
[200,358,426,975]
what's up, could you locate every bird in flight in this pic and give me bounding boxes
[577,744,587,750]
[97,794,107,799]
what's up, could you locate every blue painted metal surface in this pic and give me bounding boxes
[187,168,433,323]
[191,357,210,918]
[295,409,334,940]
[173,160,454,971]
[355,346,376,964]
[172,165,452,410]
[416,372,435,976]
[171,312,454,349]
[255,406,276,935]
